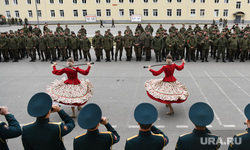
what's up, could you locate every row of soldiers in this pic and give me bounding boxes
[1,23,250,63]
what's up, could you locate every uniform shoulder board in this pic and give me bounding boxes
[127,135,139,141]
[48,122,62,125]
[75,133,87,139]
[236,132,248,137]
[207,133,219,137]
[180,132,192,137]
[23,121,35,126]
[99,131,112,135]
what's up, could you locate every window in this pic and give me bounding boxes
[200,0,205,3]
[153,9,158,16]
[167,0,172,2]
[82,9,87,16]
[224,0,229,3]
[73,0,77,3]
[73,10,78,17]
[36,0,40,4]
[200,9,205,16]
[27,0,31,4]
[15,10,19,18]
[5,0,9,5]
[59,0,63,4]
[82,0,86,3]
[6,11,11,18]
[143,9,148,16]
[50,10,55,17]
[106,0,110,3]
[167,9,172,16]
[106,9,111,16]
[214,9,219,17]
[153,0,158,2]
[236,1,241,9]
[59,10,64,17]
[214,0,219,3]
[13,0,18,5]
[129,0,134,3]
[223,9,228,17]
[96,0,100,3]
[191,0,195,3]
[177,9,181,16]
[50,0,54,4]
[28,10,33,17]
[190,9,196,17]
[129,9,134,16]
[119,0,123,3]
[96,9,101,16]
[37,10,42,17]
[119,9,124,16]
[144,0,148,3]
[177,0,181,2]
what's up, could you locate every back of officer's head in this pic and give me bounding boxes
[139,124,152,130]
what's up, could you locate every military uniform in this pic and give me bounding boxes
[64,26,70,35]
[25,34,36,61]
[92,32,103,62]
[196,33,204,60]
[169,25,176,33]
[46,33,56,62]
[152,34,163,62]
[80,36,91,61]
[69,34,80,61]
[108,30,114,60]
[38,35,47,61]
[8,33,19,62]
[57,34,68,61]
[79,26,87,36]
[114,32,124,61]
[143,33,153,61]
[18,34,26,59]
[32,27,41,36]
[210,31,219,59]
[125,126,168,150]
[239,35,250,62]
[175,34,185,59]
[227,34,238,62]
[175,128,220,150]
[187,34,197,62]
[0,114,22,150]
[201,37,213,62]
[132,33,142,61]
[229,128,250,150]
[180,26,186,35]
[145,25,154,34]
[165,34,175,61]
[124,33,133,61]
[216,35,228,62]
[103,32,113,62]
[74,123,119,150]
[56,25,63,33]
[194,24,201,33]
[0,33,9,62]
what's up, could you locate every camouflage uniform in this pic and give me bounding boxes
[114,32,124,61]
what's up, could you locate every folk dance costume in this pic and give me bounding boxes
[46,61,93,117]
[145,59,189,115]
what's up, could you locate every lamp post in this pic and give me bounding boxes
[35,0,40,28]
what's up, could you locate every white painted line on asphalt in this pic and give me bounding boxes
[188,71,223,126]
[236,71,250,82]
[176,125,189,128]
[112,125,117,128]
[157,118,161,120]
[128,125,139,128]
[204,71,245,118]
[221,71,250,98]
[207,125,213,128]
[155,125,165,128]
[223,125,236,128]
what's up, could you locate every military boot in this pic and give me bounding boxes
[223,58,226,63]
[216,58,219,62]
[119,56,122,61]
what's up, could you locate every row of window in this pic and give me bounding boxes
[4,0,250,5]
[5,9,230,18]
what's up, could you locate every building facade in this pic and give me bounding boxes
[0,0,249,24]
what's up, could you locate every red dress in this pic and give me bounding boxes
[145,63,189,104]
[46,66,93,106]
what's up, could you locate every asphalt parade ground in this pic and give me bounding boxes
[0,52,250,150]
[1,24,250,150]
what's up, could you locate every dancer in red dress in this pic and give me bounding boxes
[145,55,189,115]
[46,58,93,118]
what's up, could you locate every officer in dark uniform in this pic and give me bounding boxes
[228,103,250,150]
[0,106,22,150]
[125,103,169,150]
[175,102,221,150]
[74,103,120,150]
[22,92,75,150]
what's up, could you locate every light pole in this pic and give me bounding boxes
[35,0,40,28]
